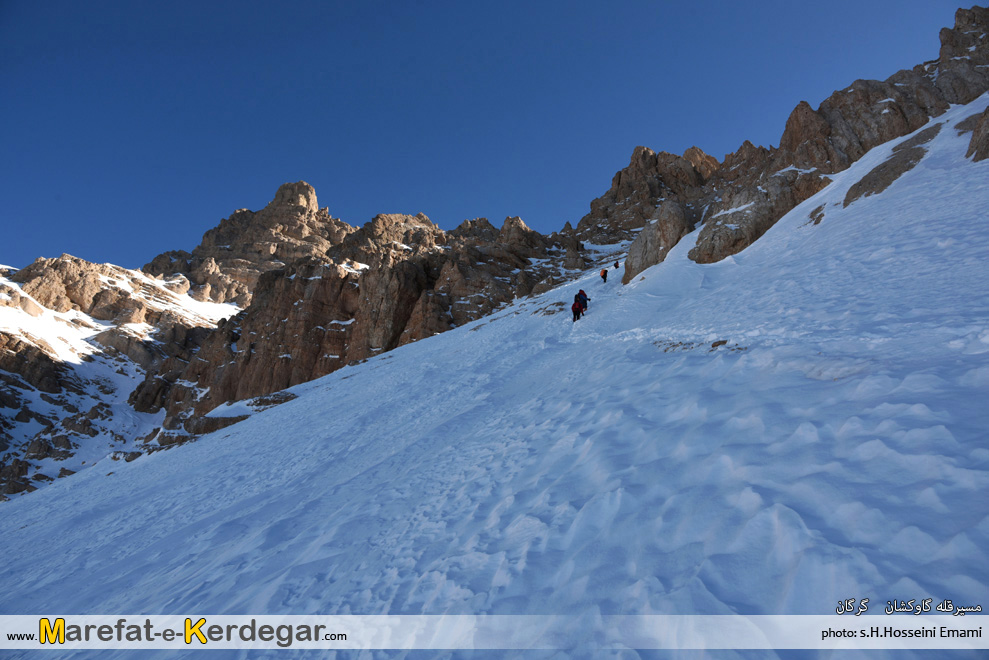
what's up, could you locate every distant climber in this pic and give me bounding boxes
[600,268,608,283]
[577,290,589,312]
[614,261,619,269]
[571,300,582,322]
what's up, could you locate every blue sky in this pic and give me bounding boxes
[0,0,970,269]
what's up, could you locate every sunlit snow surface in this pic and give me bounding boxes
[2,97,988,659]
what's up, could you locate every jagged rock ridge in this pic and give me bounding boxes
[143,182,355,306]
[575,6,989,282]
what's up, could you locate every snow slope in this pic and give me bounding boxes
[1,96,988,658]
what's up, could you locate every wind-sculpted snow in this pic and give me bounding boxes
[1,97,988,659]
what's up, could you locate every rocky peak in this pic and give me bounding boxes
[615,147,705,199]
[778,101,832,169]
[10,255,211,329]
[683,146,720,182]
[143,182,356,305]
[575,146,707,244]
[328,213,446,266]
[498,216,549,256]
[449,218,499,242]
[719,140,773,180]
[196,180,352,256]
[269,181,319,215]
[11,254,117,316]
[940,6,989,60]
[366,212,440,244]
[933,6,989,104]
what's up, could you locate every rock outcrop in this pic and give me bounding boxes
[574,146,709,245]
[0,334,70,396]
[963,106,989,161]
[683,147,720,182]
[843,124,943,207]
[622,201,694,283]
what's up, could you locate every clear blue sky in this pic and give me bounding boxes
[0,0,972,269]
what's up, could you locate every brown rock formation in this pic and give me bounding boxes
[0,333,70,395]
[0,254,231,496]
[144,181,355,305]
[11,255,227,329]
[12,255,133,318]
[934,6,989,103]
[683,147,720,182]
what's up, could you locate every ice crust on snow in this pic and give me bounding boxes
[0,95,988,658]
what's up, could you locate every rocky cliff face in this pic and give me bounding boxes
[133,202,581,445]
[599,6,989,282]
[575,147,707,246]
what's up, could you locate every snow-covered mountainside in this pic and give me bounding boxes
[0,262,237,496]
[2,96,987,657]
[4,8,984,504]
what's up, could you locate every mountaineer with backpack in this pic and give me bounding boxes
[571,299,582,322]
[600,268,608,283]
[577,290,589,312]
